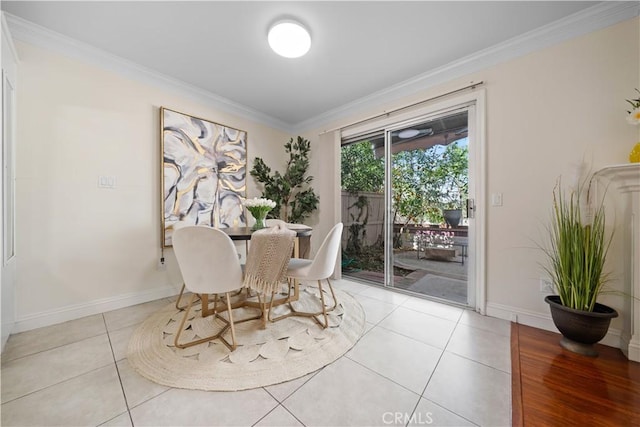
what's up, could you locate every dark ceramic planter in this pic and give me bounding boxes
[442,209,462,227]
[545,295,618,357]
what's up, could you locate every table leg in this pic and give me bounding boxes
[259,294,268,329]
[201,293,210,317]
[292,237,300,302]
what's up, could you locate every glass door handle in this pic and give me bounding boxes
[466,199,475,219]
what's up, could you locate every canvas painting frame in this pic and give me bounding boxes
[161,107,247,247]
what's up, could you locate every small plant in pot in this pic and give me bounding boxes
[541,176,617,357]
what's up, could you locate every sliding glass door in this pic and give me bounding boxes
[340,134,385,286]
[341,108,475,307]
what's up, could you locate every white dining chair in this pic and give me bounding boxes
[172,225,246,350]
[265,218,287,228]
[269,223,343,328]
[173,221,246,309]
[171,220,192,310]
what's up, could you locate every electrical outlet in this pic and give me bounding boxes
[156,257,166,271]
[539,277,553,293]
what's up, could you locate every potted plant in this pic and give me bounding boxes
[441,200,463,228]
[250,136,319,223]
[440,187,464,227]
[541,176,617,357]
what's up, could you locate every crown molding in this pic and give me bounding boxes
[4,13,294,133]
[294,1,640,133]
[1,12,19,64]
[5,2,639,136]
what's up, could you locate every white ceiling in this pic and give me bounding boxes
[1,1,610,128]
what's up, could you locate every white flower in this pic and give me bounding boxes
[627,107,640,125]
[243,197,276,209]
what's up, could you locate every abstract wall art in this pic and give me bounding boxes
[161,107,246,247]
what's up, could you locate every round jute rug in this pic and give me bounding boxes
[127,286,365,391]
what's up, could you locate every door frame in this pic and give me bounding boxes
[1,12,18,350]
[340,89,487,313]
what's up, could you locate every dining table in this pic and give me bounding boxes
[221,225,312,256]
[199,225,312,319]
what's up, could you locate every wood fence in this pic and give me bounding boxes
[341,191,384,247]
[340,191,468,249]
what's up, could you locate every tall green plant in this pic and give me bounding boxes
[543,178,612,312]
[250,136,319,223]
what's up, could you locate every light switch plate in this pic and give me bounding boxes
[98,175,117,189]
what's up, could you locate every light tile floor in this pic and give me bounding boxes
[1,279,511,426]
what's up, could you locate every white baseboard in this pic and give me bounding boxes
[486,301,622,349]
[621,332,640,362]
[12,285,181,333]
[1,320,14,352]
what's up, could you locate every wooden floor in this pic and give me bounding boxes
[511,323,640,426]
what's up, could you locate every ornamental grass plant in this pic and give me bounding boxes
[542,177,612,312]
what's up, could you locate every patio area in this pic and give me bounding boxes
[343,246,468,305]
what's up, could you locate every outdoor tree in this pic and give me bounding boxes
[341,141,384,194]
[400,141,468,223]
[340,141,384,257]
[341,139,468,226]
[434,142,468,210]
[339,138,468,271]
[392,148,440,225]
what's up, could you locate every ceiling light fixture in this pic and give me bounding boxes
[398,129,420,139]
[268,20,311,58]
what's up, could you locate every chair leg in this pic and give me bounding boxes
[267,283,291,323]
[213,293,219,315]
[267,278,339,329]
[174,292,240,350]
[316,280,329,328]
[174,293,198,348]
[224,292,237,350]
[266,289,278,324]
[324,278,339,313]
[256,291,268,330]
[175,283,187,310]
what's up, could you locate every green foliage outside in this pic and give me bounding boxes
[340,139,468,274]
[435,142,469,209]
[341,140,468,225]
[341,141,384,193]
[250,136,319,224]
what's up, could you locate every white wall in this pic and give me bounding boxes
[13,41,289,331]
[10,15,640,340]
[303,17,640,343]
